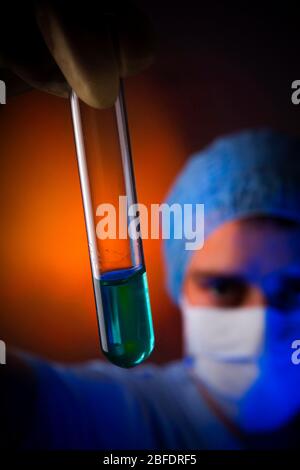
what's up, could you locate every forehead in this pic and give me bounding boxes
[187,218,300,279]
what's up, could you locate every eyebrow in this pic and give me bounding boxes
[188,270,247,281]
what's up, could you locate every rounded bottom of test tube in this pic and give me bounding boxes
[94,266,155,369]
[103,343,154,368]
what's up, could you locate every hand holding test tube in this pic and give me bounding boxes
[0,1,155,108]
[0,1,156,369]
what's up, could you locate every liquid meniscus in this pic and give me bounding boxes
[93,265,155,368]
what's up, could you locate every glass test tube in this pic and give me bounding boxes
[70,82,155,368]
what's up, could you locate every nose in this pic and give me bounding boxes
[243,283,267,307]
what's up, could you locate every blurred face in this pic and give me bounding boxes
[183,217,300,311]
[181,217,300,433]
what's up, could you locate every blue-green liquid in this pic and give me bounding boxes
[93,266,155,368]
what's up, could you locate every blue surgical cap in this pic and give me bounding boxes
[163,128,300,304]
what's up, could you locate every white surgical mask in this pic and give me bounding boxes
[180,296,300,433]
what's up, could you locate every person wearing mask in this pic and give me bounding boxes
[1,0,300,453]
[1,128,300,450]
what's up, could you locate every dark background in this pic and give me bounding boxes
[0,1,299,364]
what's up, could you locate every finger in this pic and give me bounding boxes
[0,2,69,98]
[35,0,120,109]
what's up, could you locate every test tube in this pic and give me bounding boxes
[70,82,155,368]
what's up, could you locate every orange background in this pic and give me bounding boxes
[0,76,186,364]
